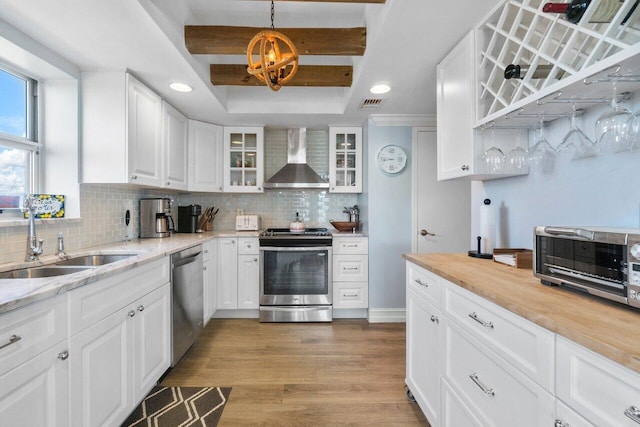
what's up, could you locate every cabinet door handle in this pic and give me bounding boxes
[625,406,640,424]
[343,267,359,271]
[469,312,494,329]
[128,310,136,318]
[554,420,570,427]
[204,249,209,254]
[253,258,258,262]
[58,350,69,361]
[430,315,439,324]
[0,334,22,350]
[203,266,208,271]
[469,373,495,396]
[461,165,470,171]
[137,305,144,312]
[415,278,428,287]
[131,175,138,180]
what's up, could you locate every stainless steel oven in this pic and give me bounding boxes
[259,228,333,322]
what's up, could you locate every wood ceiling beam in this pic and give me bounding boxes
[186,26,365,55]
[210,64,352,87]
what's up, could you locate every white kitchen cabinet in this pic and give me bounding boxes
[556,336,640,427]
[0,295,69,427]
[329,127,362,193]
[217,237,260,310]
[82,72,163,186]
[441,379,484,427]
[202,239,217,324]
[162,101,188,190]
[406,286,443,427]
[0,344,70,427]
[188,120,223,192]
[332,237,368,309]
[436,32,526,182]
[223,127,264,193]
[555,399,595,427]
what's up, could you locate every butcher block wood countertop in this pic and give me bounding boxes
[403,252,640,375]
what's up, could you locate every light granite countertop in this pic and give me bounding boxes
[0,230,260,315]
[403,252,640,375]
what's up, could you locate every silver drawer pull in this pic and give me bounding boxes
[469,312,494,329]
[469,373,495,396]
[137,305,144,312]
[415,278,428,287]
[555,420,570,427]
[58,350,69,361]
[128,310,136,318]
[0,334,22,350]
[343,244,358,248]
[625,406,640,424]
[430,315,439,324]
[343,267,359,271]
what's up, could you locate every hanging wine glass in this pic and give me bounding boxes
[505,129,529,173]
[556,106,597,160]
[481,127,505,173]
[528,118,555,173]
[594,82,634,153]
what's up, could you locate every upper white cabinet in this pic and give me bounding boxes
[82,72,162,186]
[162,101,188,190]
[329,127,362,193]
[436,32,525,181]
[223,127,264,193]
[189,120,223,192]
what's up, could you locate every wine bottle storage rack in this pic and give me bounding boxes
[477,0,640,122]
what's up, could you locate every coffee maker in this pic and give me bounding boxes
[140,198,174,238]
[177,204,202,233]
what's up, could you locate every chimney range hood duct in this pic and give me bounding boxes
[264,128,330,189]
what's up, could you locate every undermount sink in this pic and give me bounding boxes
[54,254,138,267]
[0,266,94,279]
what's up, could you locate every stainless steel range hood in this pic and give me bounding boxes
[264,128,330,189]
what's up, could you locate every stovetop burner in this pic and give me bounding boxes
[260,227,331,237]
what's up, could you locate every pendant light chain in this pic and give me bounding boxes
[271,1,275,30]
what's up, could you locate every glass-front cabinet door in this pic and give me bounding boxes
[223,126,264,192]
[329,126,362,193]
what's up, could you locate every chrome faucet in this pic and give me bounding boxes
[24,197,44,261]
[57,232,67,258]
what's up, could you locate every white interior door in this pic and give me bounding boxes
[412,128,471,253]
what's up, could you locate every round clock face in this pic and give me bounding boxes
[377,145,407,174]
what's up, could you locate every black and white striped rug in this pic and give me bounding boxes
[122,386,232,427]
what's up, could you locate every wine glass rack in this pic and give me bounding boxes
[477,0,640,124]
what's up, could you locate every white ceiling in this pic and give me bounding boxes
[0,0,500,128]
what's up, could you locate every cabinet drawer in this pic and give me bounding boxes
[444,282,554,392]
[333,238,368,255]
[333,255,368,282]
[0,295,67,376]
[556,398,595,427]
[68,257,170,336]
[556,336,640,427]
[333,282,368,309]
[444,321,555,427]
[406,261,442,309]
[238,238,259,255]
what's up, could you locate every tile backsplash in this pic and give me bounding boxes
[0,129,357,264]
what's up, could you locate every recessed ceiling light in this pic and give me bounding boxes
[370,84,391,94]
[169,82,193,93]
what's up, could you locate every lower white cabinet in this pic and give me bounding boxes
[406,286,442,426]
[556,336,640,427]
[203,239,217,324]
[555,398,595,427]
[69,283,171,427]
[217,237,259,310]
[332,237,368,309]
[441,379,484,427]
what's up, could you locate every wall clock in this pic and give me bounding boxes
[376,144,407,174]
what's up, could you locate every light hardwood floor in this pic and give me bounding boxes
[161,319,429,426]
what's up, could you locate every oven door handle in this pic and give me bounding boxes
[543,227,595,241]
[260,246,332,252]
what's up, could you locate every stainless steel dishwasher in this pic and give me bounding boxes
[171,244,203,366]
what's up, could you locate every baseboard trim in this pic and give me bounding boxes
[212,309,259,319]
[368,308,406,323]
[333,308,368,319]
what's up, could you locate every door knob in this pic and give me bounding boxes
[420,229,435,237]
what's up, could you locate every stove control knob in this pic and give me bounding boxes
[631,243,640,259]
[630,290,637,300]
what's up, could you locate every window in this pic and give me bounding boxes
[0,65,38,211]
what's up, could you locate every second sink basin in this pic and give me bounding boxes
[55,254,138,267]
[0,266,94,279]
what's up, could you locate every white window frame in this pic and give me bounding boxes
[0,63,40,215]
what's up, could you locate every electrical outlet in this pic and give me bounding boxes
[236,208,243,215]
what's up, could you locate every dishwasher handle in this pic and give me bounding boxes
[172,252,202,269]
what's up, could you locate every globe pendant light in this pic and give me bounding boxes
[246,1,299,91]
